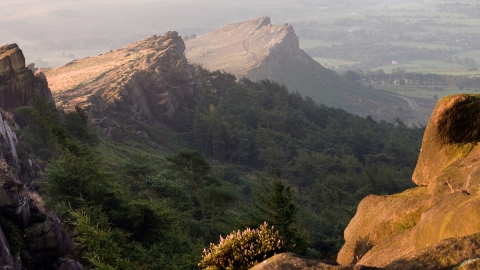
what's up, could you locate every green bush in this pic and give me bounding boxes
[199,222,284,270]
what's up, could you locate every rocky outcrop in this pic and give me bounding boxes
[0,44,53,109]
[186,17,299,79]
[185,17,413,123]
[98,117,125,143]
[44,31,196,123]
[250,253,357,270]
[337,94,480,268]
[0,154,78,269]
[0,109,82,269]
[24,213,73,266]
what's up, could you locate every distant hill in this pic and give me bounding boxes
[185,17,420,123]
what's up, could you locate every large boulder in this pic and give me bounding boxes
[44,31,196,123]
[0,44,54,110]
[337,94,480,268]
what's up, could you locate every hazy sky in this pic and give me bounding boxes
[0,0,409,67]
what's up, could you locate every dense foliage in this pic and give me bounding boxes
[172,67,424,255]
[22,67,424,269]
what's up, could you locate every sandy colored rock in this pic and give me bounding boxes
[250,253,357,270]
[356,192,480,267]
[413,94,480,190]
[338,94,480,268]
[383,232,480,270]
[337,187,431,265]
[45,31,196,123]
[185,17,413,123]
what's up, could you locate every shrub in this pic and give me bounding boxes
[199,222,284,270]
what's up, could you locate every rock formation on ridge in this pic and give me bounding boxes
[44,31,196,123]
[185,17,413,123]
[0,44,82,269]
[0,44,53,109]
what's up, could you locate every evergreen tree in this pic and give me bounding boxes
[246,169,308,254]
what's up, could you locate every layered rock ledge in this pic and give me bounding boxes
[0,44,53,109]
[45,31,196,122]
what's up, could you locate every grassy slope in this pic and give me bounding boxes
[250,52,408,122]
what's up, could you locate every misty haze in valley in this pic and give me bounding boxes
[2,1,480,269]
[1,0,414,67]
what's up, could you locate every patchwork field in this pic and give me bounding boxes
[293,0,480,76]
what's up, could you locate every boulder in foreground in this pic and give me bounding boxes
[338,94,480,269]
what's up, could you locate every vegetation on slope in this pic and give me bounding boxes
[20,67,424,269]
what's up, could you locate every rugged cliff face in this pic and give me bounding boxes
[44,31,196,123]
[0,44,53,109]
[185,17,414,123]
[0,112,82,270]
[337,94,480,269]
[0,45,82,270]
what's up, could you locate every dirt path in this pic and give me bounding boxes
[396,95,429,112]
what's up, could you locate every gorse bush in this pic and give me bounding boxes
[199,222,284,270]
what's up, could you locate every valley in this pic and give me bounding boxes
[1,1,480,269]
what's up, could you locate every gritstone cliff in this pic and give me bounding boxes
[44,31,196,123]
[251,94,480,269]
[337,93,480,269]
[0,44,53,108]
[0,44,83,270]
[185,17,413,123]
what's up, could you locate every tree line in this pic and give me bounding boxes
[17,67,425,269]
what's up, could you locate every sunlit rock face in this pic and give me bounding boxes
[185,17,303,80]
[0,44,53,109]
[337,94,480,269]
[44,31,196,123]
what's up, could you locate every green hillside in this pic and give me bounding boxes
[24,67,424,269]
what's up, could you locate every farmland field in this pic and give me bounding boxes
[293,0,480,77]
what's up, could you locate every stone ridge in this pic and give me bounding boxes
[337,94,480,268]
[185,17,299,79]
[185,17,413,123]
[0,47,82,268]
[45,31,196,122]
[0,44,53,109]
